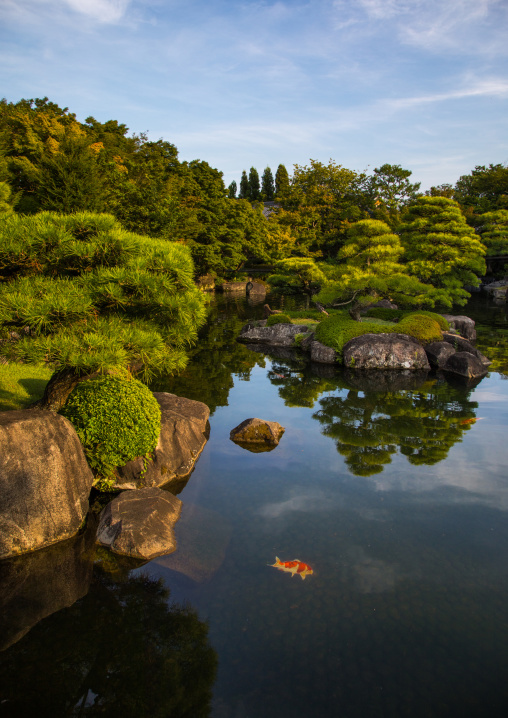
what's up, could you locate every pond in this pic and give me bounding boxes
[1,293,508,718]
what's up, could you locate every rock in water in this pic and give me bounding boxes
[230,418,285,450]
[343,333,430,371]
[0,410,94,559]
[96,487,182,560]
[114,393,210,490]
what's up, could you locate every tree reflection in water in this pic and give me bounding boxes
[0,569,217,718]
[267,361,478,477]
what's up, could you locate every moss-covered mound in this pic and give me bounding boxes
[365,307,449,331]
[60,375,161,491]
[315,310,444,362]
[266,313,292,326]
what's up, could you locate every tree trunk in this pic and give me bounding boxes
[28,368,95,412]
[348,302,362,322]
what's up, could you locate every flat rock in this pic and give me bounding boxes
[0,410,94,559]
[96,487,182,560]
[230,418,285,448]
[443,352,489,380]
[310,340,338,364]
[425,341,456,368]
[343,333,430,371]
[441,315,476,341]
[441,333,491,366]
[114,393,210,490]
[238,323,309,347]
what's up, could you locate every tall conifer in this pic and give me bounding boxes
[239,170,250,199]
[261,166,275,201]
[248,167,261,201]
[275,164,290,198]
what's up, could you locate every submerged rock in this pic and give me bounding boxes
[0,410,94,559]
[230,418,285,449]
[114,393,210,491]
[96,487,182,560]
[343,333,430,371]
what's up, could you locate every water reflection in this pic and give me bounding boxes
[0,568,217,718]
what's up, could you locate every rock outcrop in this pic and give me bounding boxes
[96,487,182,560]
[114,393,210,490]
[0,410,94,559]
[441,333,491,366]
[443,352,489,380]
[238,323,310,347]
[424,341,456,369]
[310,340,338,364]
[441,315,477,341]
[342,333,430,371]
[230,418,285,451]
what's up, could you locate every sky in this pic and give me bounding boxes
[1,0,508,192]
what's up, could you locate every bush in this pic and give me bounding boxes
[364,307,449,330]
[396,314,443,344]
[60,375,161,491]
[315,313,390,357]
[266,313,292,326]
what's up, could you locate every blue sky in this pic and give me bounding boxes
[1,0,507,191]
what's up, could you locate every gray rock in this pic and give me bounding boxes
[425,341,456,368]
[96,487,182,560]
[443,352,489,380]
[0,528,94,650]
[343,333,430,371]
[230,418,285,447]
[114,393,210,491]
[0,410,94,559]
[238,323,309,347]
[441,315,477,340]
[442,333,491,366]
[310,340,338,364]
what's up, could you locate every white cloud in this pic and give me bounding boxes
[63,0,130,23]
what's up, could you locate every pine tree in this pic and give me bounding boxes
[477,210,508,255]
[239,170,250,200]
[316,219,433,318]
[399,197,486,308]
[275,164,290,198]
[248,167,260,201]
[227,180,237,199]
[261,166,275,201]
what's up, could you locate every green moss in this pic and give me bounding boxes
[266,313,292,326]
[60,375,161,491]
[365,307,449,330]
[396,314,443,344]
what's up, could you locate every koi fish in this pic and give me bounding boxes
[270,556,313,580]
[459,417,484,425]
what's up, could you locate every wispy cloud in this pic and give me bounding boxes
[64,0,131,23]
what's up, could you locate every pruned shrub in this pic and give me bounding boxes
[60,375,161,491]
[266,313,291,326]
[315,313,390,357]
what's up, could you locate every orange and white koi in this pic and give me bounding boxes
[270,556,313,580]
[459,417,484,425]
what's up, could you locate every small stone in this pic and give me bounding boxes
[230,418,285,448]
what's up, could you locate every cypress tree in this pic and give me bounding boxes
[227,180,237,199]
[261,166,275,201]
[275,164,290,198]
[239,170,250,199]
[248,167,261,201]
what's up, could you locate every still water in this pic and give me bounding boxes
[1,294,508,718]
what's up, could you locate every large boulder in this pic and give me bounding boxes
[114,393,210,491]
[96,487,182,560]
[230,418,285,450]
[310,340,338,364]
[343,333,430,371]
[0,528,94,650]
[443,352,489,380]
[238,323,309,347]
[425,341,456,369]
[0,410,94,559]
[441,315,476,341]
[441,333,491,366]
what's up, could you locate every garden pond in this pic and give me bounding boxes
[1,293,508,717]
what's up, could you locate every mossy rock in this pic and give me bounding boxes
[266,313,292,326]
[60,375,161,491]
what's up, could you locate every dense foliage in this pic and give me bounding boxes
[60,375,161,489]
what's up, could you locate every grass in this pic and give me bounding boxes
[0,362,52,411]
